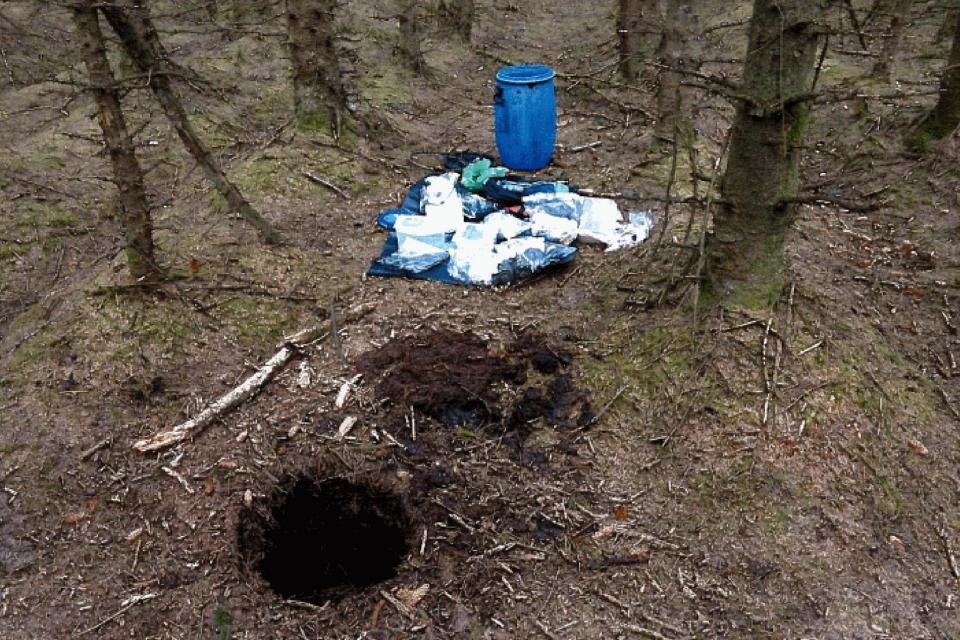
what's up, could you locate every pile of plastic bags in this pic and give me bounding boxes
[368,156,653,286]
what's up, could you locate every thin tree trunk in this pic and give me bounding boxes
[100,1,280,244]
[871,0,913,82]
[655,0,700,141]
[398,0,423,73]
[937,7,959,44]
[286,0,346,134]
[911,9,960,148]
[844,0,868,50]
[618,0,660,81]
[705,0,830,309]
[442,0,473,40]
[231,0,271,24]
[72,1,159,281]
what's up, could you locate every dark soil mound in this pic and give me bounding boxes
[508,372,593,433]
[356,330,524,425]
[358,330,592,436]
[509,332,571,374]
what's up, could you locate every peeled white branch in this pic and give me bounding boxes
[132,303,375,453]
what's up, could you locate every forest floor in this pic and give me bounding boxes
[2,0,960,638]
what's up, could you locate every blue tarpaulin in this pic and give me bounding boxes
[368,161,653,286]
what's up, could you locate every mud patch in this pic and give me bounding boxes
[0,493,33,576]
[356,330,524,425]
[358,330,592,439]
[509,332,571,374]
[508,373,593,433]
[237,475,411,604]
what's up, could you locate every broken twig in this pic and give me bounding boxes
[132,303,375,453]
[302,170,350,200]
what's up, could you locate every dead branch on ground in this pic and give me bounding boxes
[132,302,375,453]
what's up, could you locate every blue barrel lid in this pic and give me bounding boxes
[496,64,556,84]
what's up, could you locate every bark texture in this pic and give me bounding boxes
[72,1,159,281]
[937,8,959,44]
[655,0,700,140]
[398,0,423,73]
[912,10,960,148]
[871,0,913,82]
[442,0,474,40]
[705,0,830,309]
[617,0,660,81]
[286,0,346,133]
[231,0,271,23]
[101,0,279,244]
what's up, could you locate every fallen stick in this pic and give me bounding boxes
[74,593,157,637]
[302,170,350,200]
[334,373,363,409]
[568,140,602,153]
[132,303,375,453]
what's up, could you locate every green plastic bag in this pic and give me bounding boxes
[460,158,507,192]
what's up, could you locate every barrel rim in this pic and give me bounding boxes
[495,64,556,85]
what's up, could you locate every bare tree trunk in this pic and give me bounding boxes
[398,0,423,73]
[871,0,913,82]
[72,0,159,281]
[441,0,473,40]
[286,0,346,134]
[100,1,280,244]
[655,0,700,141]
[231,0,271,23]
[844,0,869,50]
[911,10,960,149]
[617,0,660,81]
[705,0,830,309]
[936,7,959,44]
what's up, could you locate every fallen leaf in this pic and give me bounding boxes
[627,545,650,561]
[593,523,617,540]
[908,439,929,456]
[337,416,358,439]
[396,583,430,609]
[60,511,87,525]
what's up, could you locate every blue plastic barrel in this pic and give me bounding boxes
[494,64,557,171]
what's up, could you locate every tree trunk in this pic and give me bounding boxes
[441,0,474,40]
[936,7,959,44]
[617,0,660,81]
[231,0,271,24]
[911,10,960,149]
[286,0,346,134]
[72,1,159,281]
[871,0,913,82]
[655,0,700,141]
[705,0,829,309]
[398,0,423,73]
[100,1,280,244]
